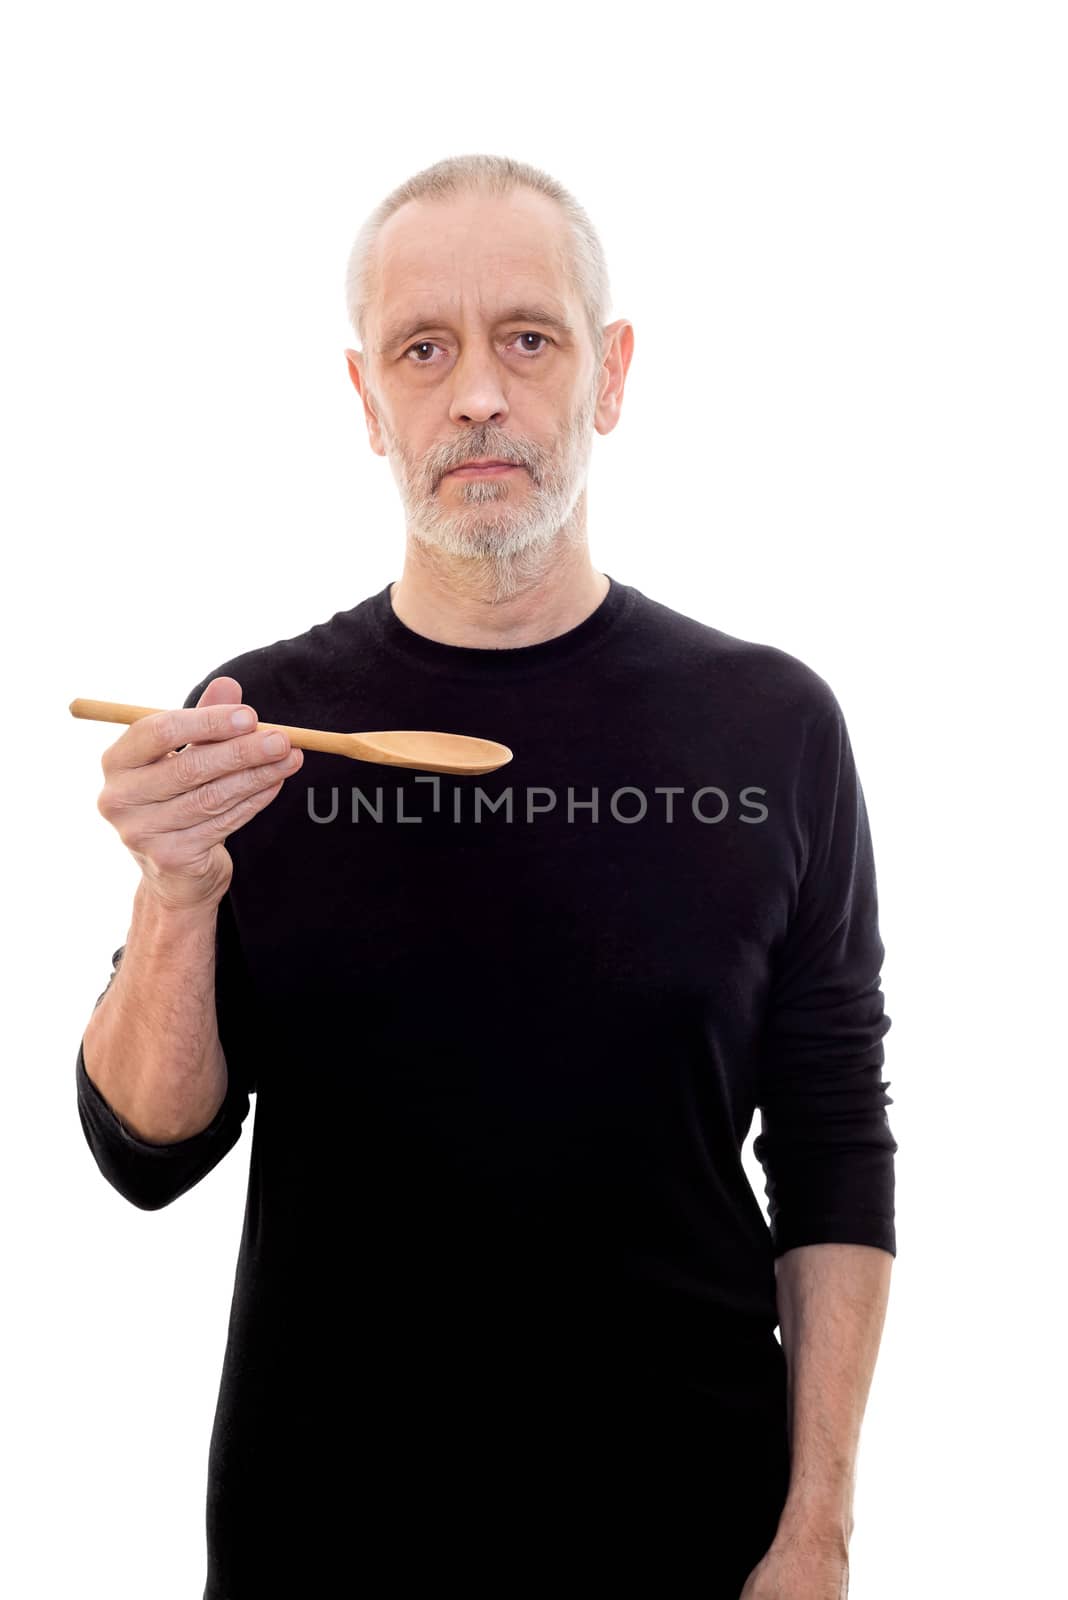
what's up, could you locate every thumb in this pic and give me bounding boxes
[197,675,244,708]
[166,675,247,757]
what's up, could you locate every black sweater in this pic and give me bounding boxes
[75,574,897,1594]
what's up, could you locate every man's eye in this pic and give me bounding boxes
[403,333,549,363]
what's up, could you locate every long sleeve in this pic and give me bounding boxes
[75,679,263,1211]
[753,696,898,1258]
[75,888,258,1210]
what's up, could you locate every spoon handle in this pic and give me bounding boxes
[69,698,359,758]
[70,698,176,727]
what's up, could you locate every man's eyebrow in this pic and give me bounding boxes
[378,304,576,355]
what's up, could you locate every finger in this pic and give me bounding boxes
[118,753,302,860]
[102,696,260,776]
[108,729,300,815]
[197,676,243,707]
[134,774,293,870]
[166,676,245,759]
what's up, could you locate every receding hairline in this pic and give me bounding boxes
[344,153,612,369]
[366,190,578,357]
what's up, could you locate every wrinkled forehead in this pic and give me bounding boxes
[368,192,575,349]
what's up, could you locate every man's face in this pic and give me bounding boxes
[345,190,616,568]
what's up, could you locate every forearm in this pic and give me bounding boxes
[81,878,228,1144]
[774,1241,893,1546]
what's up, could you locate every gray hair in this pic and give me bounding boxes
[344,152,612,370]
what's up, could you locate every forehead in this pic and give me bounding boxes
[371,190,574,338]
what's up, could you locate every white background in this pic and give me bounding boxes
[3,2,1064,1595]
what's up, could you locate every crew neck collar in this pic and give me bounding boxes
[368,573,637,679]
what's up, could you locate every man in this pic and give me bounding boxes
[76,152,897,1600]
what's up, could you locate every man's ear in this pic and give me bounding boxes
[343,348,363,395]
[342,348,386,458]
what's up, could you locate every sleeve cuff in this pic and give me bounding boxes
[770,1213,897,1258]
[76,1037,233,1153]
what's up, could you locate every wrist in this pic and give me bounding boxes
[135,872,227,923]
[776,1487,854,1551]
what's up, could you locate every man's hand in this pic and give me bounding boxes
[738,1524,849,1598]
[95,674,303,911]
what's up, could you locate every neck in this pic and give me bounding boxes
[388,542,611,651]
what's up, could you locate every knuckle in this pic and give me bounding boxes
[254,756,283,787]
[100,731,127,776]
[192,776,233,817]
[231,733,259,770]
[222,797,252,826]
[150,838,182,873]
[122,823,149,853]
[152,710,180,749]
[234,787,269,822]
[172,743,209,786]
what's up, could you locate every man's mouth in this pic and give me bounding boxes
[446,461,523,477]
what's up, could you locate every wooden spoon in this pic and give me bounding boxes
[69,698,513,776]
